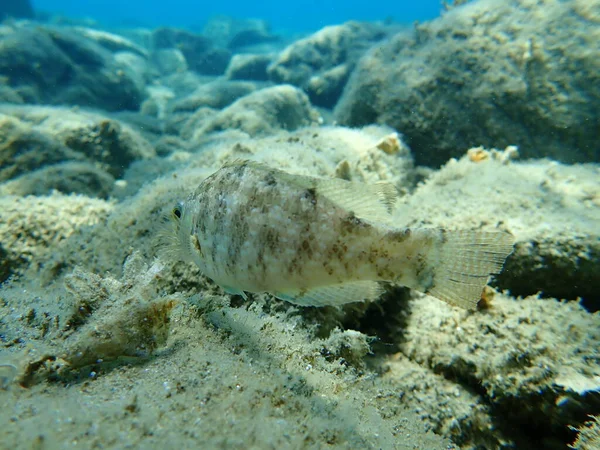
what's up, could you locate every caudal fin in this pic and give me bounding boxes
[426,230,515,309]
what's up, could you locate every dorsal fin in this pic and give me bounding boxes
[315,178,397,223]
[221,159,398,223]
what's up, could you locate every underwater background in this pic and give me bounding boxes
[32,0,442,32]
[0,0,599,449]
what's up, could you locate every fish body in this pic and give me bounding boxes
[161,161,514,309]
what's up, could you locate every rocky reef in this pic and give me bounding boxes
[0,2,598,448]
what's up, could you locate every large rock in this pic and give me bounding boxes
[198,85,320,137]
[0,105,155,196]
[335,0,600,166]
[152,27,231,75]
[225,54,272,81]
[2,105,155,176]
[400,292,600,449]
[0,193,113,282]
[0,162,115,198]
[0,25,146,111]
[151,48,188,75]
[71,27,148,58]
[268,21,394,108]
[172,80,262,112]
[0,114,83,182]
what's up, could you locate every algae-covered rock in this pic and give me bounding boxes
[0,25,146,111]
[399,292,600,449]
[0,193,113,282]
[0,84,24,103]
[335,0,600,165]
[151,48,188,75]
[0,284,449,449]
[225,54,272,81]
[152,27,231,75]
[198,85,320,137]
[0,161,115,198]
[172,79,262,113]
[268,22,391,107]
[0,114,84,182]
[268,21,395,107]
[72,27,148,57]
[381,353,507,448]
[0,105,156,179]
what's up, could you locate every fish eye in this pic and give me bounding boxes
[172,203,183,219]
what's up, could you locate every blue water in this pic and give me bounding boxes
[32,0,443,32]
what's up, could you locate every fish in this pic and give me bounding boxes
[157,160,514,309]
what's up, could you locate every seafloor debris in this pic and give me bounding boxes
[374,132,402,155]
[16,253,177,387]
[467,145,519,164]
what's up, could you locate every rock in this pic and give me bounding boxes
[268,21,393,107]
[0,0,34,21]
[305,64,351,109]
[112,110,167,140]
[0,25,146,111]
[151,48,188,75]
[71,27,149,58]
[0,193,113,282]
[113,51,150,93]
[172,80,262,112]
[160,71,206,98]
[0,242,10,283]
[198,85,319,137]
[153,26,211,54]
[45,116,155,179]
[335,0,600,166]
[225,54,272,81]
[141,85,176,120]
[153,135,190,157]
[382,353,513,448]
[0,114,84,182]
[202,16,278,50]
[0,105,156,180]
[400,292,600,449]
[194,47,232,75]
[152,27,231,75]
[0,161,115,198]
[179,107,218,140]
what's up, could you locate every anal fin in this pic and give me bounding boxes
[273,281,383,307]
[221,285,248,300]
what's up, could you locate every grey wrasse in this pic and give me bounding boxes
[158,160,514,309]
